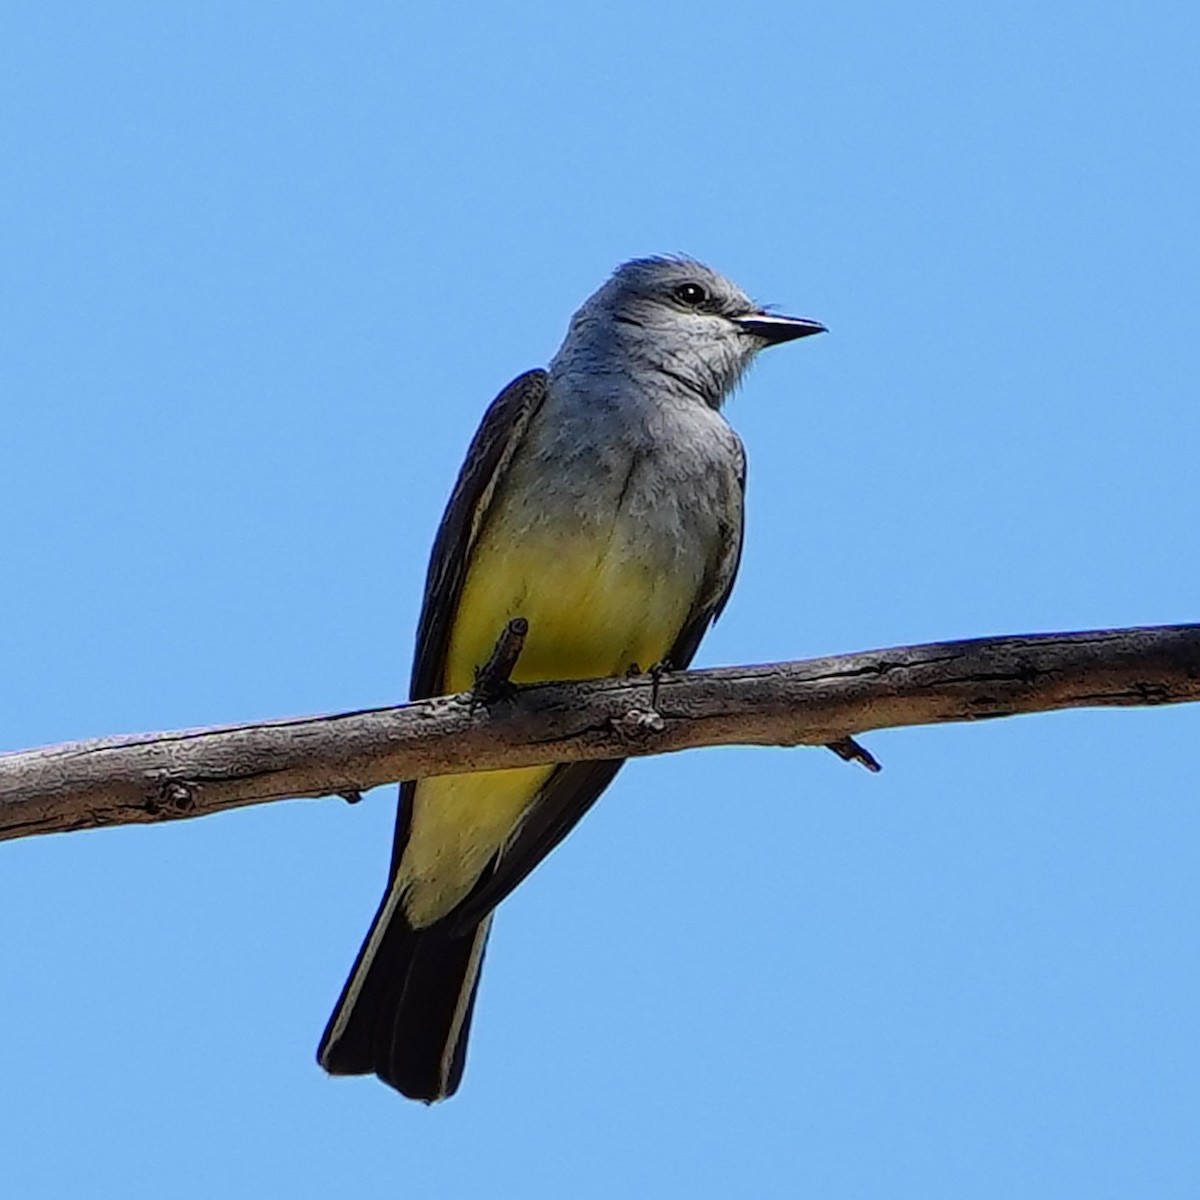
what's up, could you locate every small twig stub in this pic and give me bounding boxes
[824,737,883,773]
[473,618,529,701]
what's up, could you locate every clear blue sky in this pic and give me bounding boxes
[3,3,1199,1196]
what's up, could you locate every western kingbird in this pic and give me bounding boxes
[317,256,824,1101]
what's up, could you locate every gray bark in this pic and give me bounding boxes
[2,624,1197,843]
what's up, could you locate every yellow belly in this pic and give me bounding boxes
[396,521,696,927]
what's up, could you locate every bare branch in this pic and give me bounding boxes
[2,624,1197,843]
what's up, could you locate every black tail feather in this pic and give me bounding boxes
[317,889,492,1103]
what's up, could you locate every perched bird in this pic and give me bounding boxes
[317,256,825,1101]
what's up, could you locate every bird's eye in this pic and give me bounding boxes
[673,282,709,308]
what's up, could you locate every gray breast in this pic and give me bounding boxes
[500,379,744,590]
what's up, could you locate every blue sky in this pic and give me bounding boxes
[2,2,1199,1196]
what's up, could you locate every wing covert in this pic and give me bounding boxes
[409,369,549,702]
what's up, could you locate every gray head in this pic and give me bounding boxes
[550,256,825,409]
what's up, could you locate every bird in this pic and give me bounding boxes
[316,255,825,1101]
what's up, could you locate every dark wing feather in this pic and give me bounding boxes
[664,437,746,670]
[410,368,549,701]
[448,437,748,933]
[389,368,549,874]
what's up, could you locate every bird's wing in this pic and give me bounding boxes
[409,368,550,701]
[389,368,549,874]
[447,437,748,933]
[662,436,746,669]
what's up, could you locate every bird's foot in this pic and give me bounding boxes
[646,658,675,708]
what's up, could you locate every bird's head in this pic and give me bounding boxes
[552,256,825,408]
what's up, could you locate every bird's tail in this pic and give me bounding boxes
[317,883,492,1103]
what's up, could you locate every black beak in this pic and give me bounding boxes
[734,312,827,345]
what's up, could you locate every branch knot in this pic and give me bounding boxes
[611,707,666,741]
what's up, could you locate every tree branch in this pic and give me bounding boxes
[2,623,1197,843]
